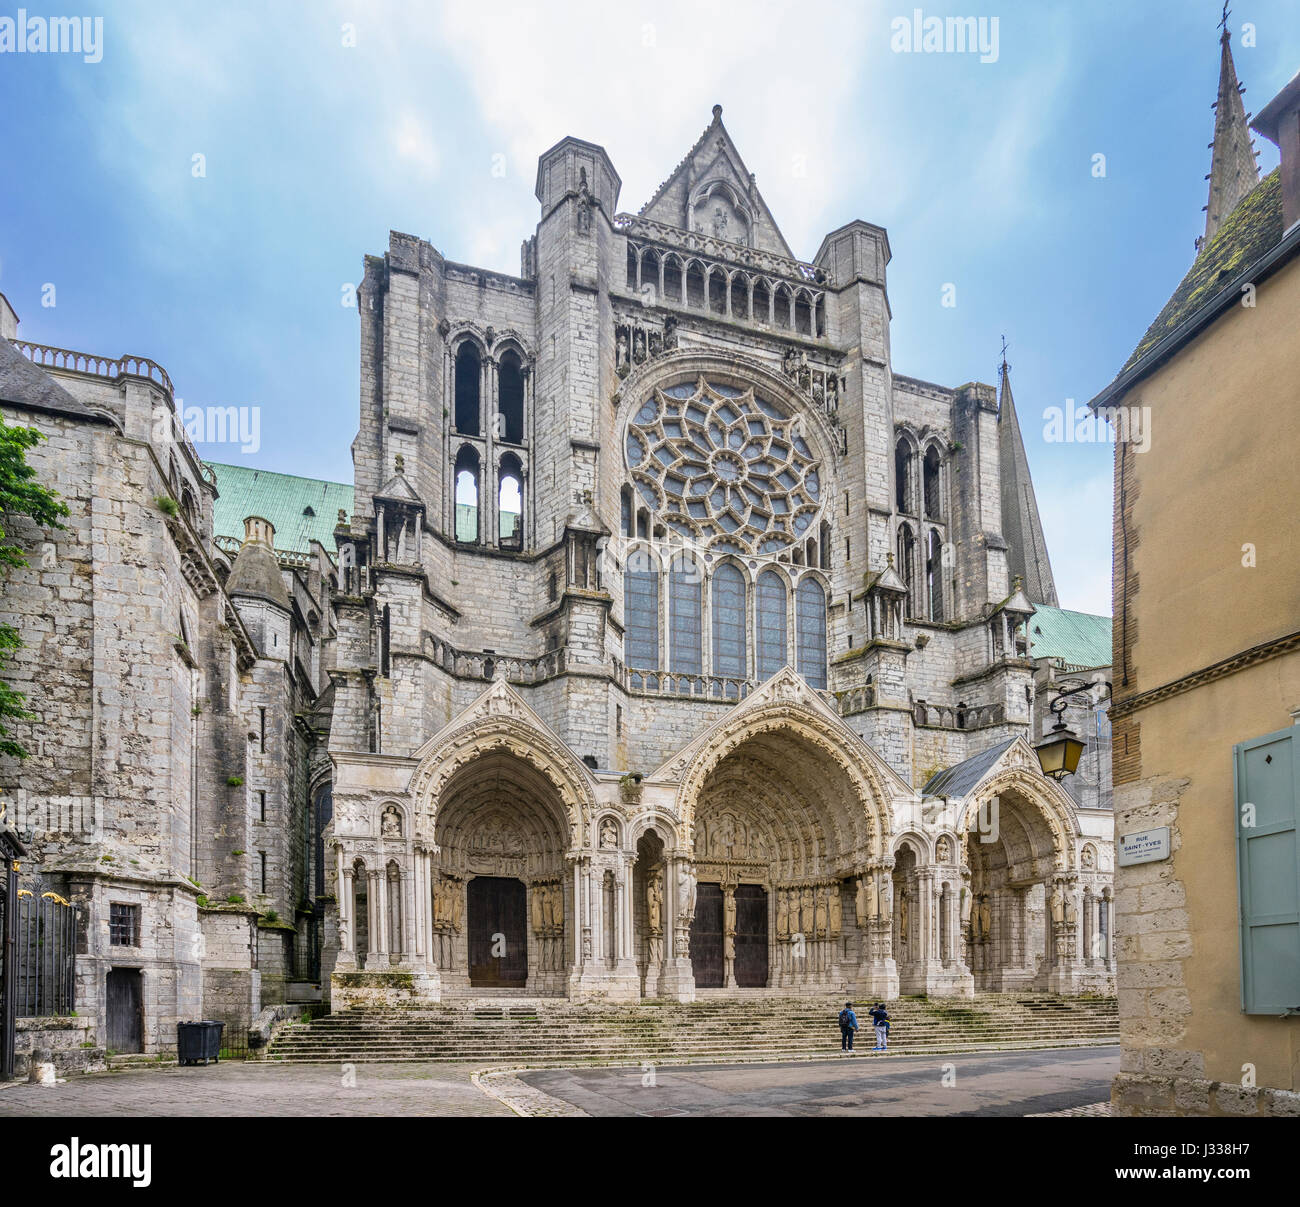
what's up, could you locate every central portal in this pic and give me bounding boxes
[467,876,527,987]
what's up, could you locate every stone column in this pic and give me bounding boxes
[855,862,898,1000]
[336,857,356,971]
[722,883,737,989]
[656,855,696,1002]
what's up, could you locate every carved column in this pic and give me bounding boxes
[656,854,696,1002]
[855,861,898,1000]
[336,857,356,970]
[722,883,737,990]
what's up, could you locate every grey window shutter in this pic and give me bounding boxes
[1234,724,1300,1014]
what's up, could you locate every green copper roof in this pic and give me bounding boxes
[206,462,353,554]
[1122,168,1283,372]
[1027,605,1112,671]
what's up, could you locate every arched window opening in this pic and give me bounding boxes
[820,521,832,569]
[805,538,817,567]
[625,562,659,670]
[498,454,523,550]
[498,352,524,444]
[669,554,703,677]
[380,604,391,676]
[923,446,942,519]
[895,439,913,513]
[636,507,649,540]
[897,523,917,617]
[795,576,827,690]
[708,270,727,316]
[753,280,771,325]
[711,563,747,680]
[454,343,481,436]
[454,446,480,544]
[663,257,683,302]
[927,528,944,622]
[755,569,788,681]
[795,294,813,336]
[686,262,707,308]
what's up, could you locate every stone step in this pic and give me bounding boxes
[266,994,1118,1066]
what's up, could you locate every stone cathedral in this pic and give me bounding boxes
[0,108,1114,1053]
[326,106,1115,1005]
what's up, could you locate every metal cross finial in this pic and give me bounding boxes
[1220,2,1230,34]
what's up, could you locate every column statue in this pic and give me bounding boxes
[647,873,663,935]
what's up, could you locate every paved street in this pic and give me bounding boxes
[0,1060,514,1118]
[519,1046,1120,1117]
[0,1046,1117,1117]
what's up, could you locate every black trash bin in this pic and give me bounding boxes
[177,1020,224,1066]
[200,1020,224,1063]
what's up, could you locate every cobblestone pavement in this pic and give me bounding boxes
[1027,1100,1112,1116]
[518,1046,1121,1117]
[0,1060,514,1117]
[475,1069,590,1117]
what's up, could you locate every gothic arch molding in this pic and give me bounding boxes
[407,682,596,848]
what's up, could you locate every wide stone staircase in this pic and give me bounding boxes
[265,993,1118,1067]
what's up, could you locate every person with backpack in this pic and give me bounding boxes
[838,1002,858,1052]
[868,1002,890,1051]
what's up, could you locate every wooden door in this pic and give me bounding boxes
[106,968,142,1053]
[690,883,723,988]
[735,884,769,987]
[467,877,528,987]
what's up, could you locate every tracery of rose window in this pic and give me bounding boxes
[624,378,822,556]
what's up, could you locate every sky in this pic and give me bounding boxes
[1,0,1296,616]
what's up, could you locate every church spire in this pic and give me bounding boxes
[1199,7,1260,252]
[997,344,1058,609]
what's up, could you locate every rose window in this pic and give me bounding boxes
[625,378,822,555]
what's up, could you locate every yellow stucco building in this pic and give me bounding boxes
[1091,35,1300,1116]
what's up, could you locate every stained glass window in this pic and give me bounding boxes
[625,568,660,670]
[755,569,788,680]
[796,576,827,689]
[669,556,703,675]
[711,563,747,679]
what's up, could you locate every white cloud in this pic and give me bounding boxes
[391,111,440,177]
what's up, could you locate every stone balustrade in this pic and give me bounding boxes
[913,700,1006,730]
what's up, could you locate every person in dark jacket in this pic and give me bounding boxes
[868,1003,890,1051]
[839,1002,858,1052]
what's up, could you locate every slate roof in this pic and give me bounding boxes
[1027,605,1113,671]
[0,338,101,420]
[1121,167,1283,372]
[920,739,1015,799]
[206,462,353,554]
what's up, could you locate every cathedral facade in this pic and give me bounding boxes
[324,107,1114,1005]
[0,109,1114,1057]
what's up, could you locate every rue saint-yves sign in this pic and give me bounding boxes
[1117,826,1171,867]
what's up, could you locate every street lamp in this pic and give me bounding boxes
[1034,676,1111,781]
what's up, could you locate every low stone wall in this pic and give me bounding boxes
[15,1016,107,1079]
[330,970,441,1010]
[1114,1072,1300,1117]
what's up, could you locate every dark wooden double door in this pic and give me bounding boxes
[106,968,143,1053]
[690,883,768,988]
[467,876,528,987]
